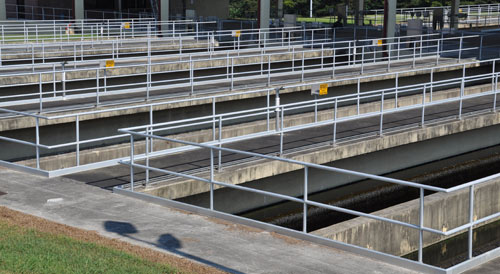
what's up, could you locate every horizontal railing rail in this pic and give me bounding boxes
[0,57,496,178]
[117,110,500,272]
[0,34,479,110]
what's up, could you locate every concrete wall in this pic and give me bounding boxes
[312,177,500,257]
[184,0,229,19]
[177,123,500,214]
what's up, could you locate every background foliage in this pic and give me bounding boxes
[230,0,499,18]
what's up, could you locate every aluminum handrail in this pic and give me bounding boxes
[0,34,479,109]
[0,28,439,64]
[119,107,500,270]
[1,54,492,122]
[0,56,496,178]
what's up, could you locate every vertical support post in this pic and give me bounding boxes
[303,166,308,233]
[458,36,463,61]
[301,51,305,82]
[280,106,284,155]
[145,125,149,186]
[418,188,424,263]
[210,148,214,210]
[494,72,498,111]
[218,117,222,170]
[459,65,465,118]
[149,105,154,152]
[395,72,399,108]
[129,135,135,191]
[75,116,80,166]
[479,35,483,60]
[314,95,318,122]
[379,90,384,136]
[422,85,426,126]
[96,69,100,105]
[35,117,40,169]
[357,79,361,115]
[267,90,270,131]
[468,185,475,259]
[333,98,338,144]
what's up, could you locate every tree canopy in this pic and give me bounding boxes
[229,0,499,18]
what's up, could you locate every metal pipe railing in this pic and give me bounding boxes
[0,57,497,178]
[119,109,500,269]
[0,34,480,109]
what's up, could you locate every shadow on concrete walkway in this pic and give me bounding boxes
[104,221,245,274]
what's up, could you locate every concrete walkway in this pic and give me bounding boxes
[0,168,417,274]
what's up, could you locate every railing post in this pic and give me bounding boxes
[210,147,214,210]
[314,95,318,122]
[190,58,194,95]
[418,188,424,263]
[379,90,384,136]
[149,105,154,152]
[458,36,463,62]
[303,166,308,233]
[231,57,235,90]
[280,106,284,155]
[267,56,271,87]
[35,117,40,169]
[494,73,498,111]
[479,35,483,60]
[130,135,135,192]
[459,72,465,119]
[39,73,43,113]
[218,117,222,170]
[333,98,337,144]
[332,49,336,78]
[357,79,361,115]
[436,40,440,65]
[301,51,305,82]
[468,185,475,259]
[145,125,149,186]
[75,115,80,166]
[96,69,100,105]
[395,72,399,108]
[422,85,426,126]
[361,46,365,74]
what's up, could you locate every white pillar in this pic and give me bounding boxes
[160,0,169,21]
[74,0,85,19]
[450,0,460,29]
[0,0,5,21]
[384,0,396,39]
[310,0,313,18]
[260,0,270,29]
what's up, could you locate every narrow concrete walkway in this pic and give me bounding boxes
[0,168,417,274]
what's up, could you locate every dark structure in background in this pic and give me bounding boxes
[2,0,229,20]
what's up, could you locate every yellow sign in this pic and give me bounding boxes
[459,8,463,13]
[232,30,241,38]
[123,22,131,29]
[377,39,383,46]
[319,83,328,95]
[105,60,115,68]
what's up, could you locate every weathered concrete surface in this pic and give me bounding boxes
[0,168,417,274]
[0,46,325,85]
[141,106,500,200]
[13,81,491,170]
[312,177,500,257]
[0,38,214,61]
[0,59,480,132]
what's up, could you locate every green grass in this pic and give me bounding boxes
[0,222,179,274]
